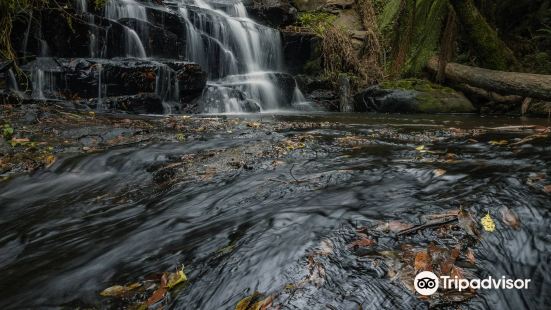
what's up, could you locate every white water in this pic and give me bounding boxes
[27,0,309,113]
[7,69,19,92]
[174,0,292,112]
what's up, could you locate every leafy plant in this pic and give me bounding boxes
[297,12,337,35]
[2,123,14,140]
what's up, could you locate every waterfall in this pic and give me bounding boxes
[24,0,308,113]
[31,68,46,100]
[7,69,20,92]
[154,63,180,114]
[174,0,292,112]
[97,63,104,111]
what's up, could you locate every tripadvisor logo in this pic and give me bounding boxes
[414,271,531,296]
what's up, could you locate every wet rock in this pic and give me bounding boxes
[22,58,206,106]
[269,72,298,105]
[244,0,298,27]
[354,79,476,113]
[115,18,182,58]
[526,100,551,117]
[88,93,164,114]
[295,75,338,111]
[281,30,322,75]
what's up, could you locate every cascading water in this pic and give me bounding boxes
[23,0,308,113]
[175,0,300,112]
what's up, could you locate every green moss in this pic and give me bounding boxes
[297,12,337,35]
[382,79,475,113]
[303,58,322,75]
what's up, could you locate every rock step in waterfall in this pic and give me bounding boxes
[3,0,309,113]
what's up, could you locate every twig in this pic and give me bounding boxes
[397,216,457,236]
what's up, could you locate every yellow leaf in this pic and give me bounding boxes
[166,266,187,289]
[415,145,425,151]
[481,212,496,232]
[489,140,508,145]
[43,155,56,168]
[100,283,141,297]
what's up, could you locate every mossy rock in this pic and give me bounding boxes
[356,79,475,113]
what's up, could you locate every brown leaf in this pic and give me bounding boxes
[414,251,431,271]
[458,209,480,238]
[146,286,167,306]
[500,207,520,230]
[544,185,551,193]
[450,265,464,279]
[466,248,476,264]
[374,220,413,233]
[99,283,141,297]
[433,168,446,177]
[348,236,376,248]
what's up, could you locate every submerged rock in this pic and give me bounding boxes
[354,79,476,113]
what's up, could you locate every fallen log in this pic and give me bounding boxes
[427,57,551,101]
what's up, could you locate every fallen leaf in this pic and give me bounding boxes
[544,185,551,193]
[100,283,141,297]
[146,286,167,306]
[146,273,168,305]
[458,209,480,238]
[466,248,476,264]
[235,291,273,310]
[489,140,508,145]
[317,239,333,256]
[415,145,425,151]
[166,266,187,289]
[500,207,520,230]
[247,122,261,128]
[348,236,376,248]
[480,212,496,232]
[433,168,446,177]
[43,155,56,168]
[414,251,431,271]
[374,220,413,233]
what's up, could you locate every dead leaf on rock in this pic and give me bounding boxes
[489,140,508,146]
[500,207,520,230]
[414,251,431,271]
[235,291,273,310]
[100,283,141,297]
[544,185,551,193]
[433,168,446,177]
[374,220,413,233]
[348,235,376,248]
[466,248,476,264]
[458,209,480,238]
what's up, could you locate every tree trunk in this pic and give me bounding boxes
[450,0,517,70]
[427,57,551,101]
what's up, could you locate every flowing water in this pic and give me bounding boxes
[0,114,549,309]
[26,0,304,112]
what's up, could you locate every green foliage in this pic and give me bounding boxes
[2,124,14,140]
[297,12,337,35]
[95,0,107,9]
[380,0,449,76]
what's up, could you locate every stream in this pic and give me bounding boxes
[0,113,550,309]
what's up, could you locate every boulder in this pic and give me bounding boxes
[115,18,182,58]
[244,0,298,27]
[21,58,207,107]
[281,30,322,74]
[354,79,476,113]
[295,75,339,111]
[87,93,164,114]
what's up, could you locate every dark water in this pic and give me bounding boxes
[1,114,550,309]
